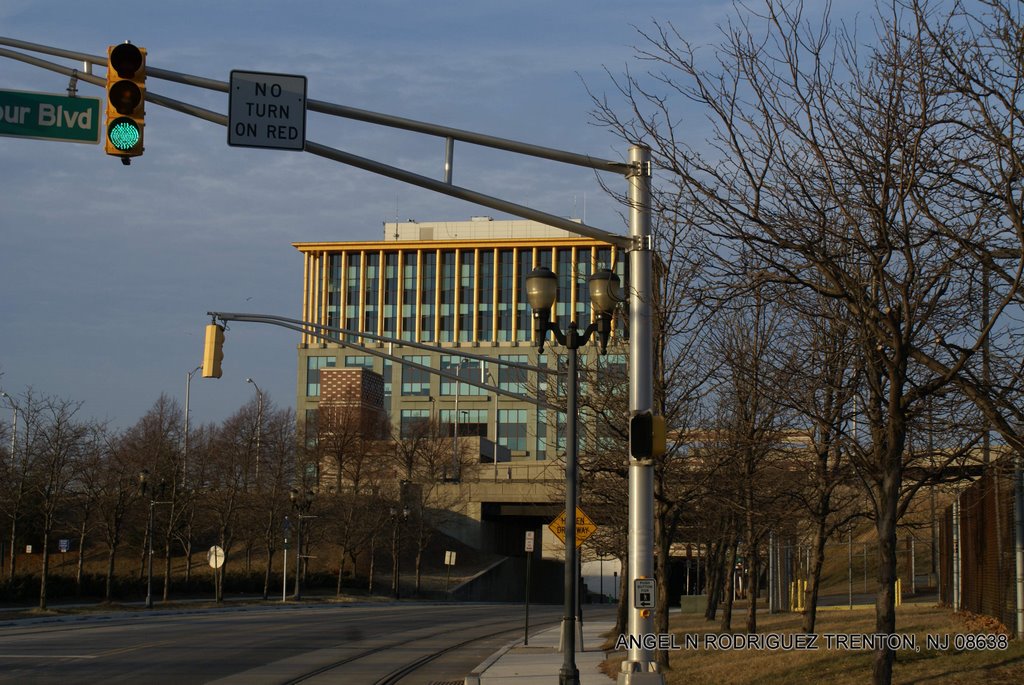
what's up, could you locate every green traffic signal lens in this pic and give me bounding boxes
[107,118,141,151]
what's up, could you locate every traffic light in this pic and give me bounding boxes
[629,411,667,459]
[104,42,146,162]
[202,324,225,378]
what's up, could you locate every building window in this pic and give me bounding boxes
[516,249,533,341]
[439,251,456,342]
[556,248,573,331]
[327,254,342,332]
[345,253,361,341]
[344,355,374,369]
[477,250,494,342]
[306,356,336,396]
[459,250,475,342]
[499,355,529,394]
[441,408,488,438]
[402,252,417,341]
[363,252,380,334]
[498,409,528,452]
[304,408,319,449]
[400,409,431,438]
[441,356,486,396]
[497,249,514,342]
[576,247,592,323]
[536,408,548,460]
[381,359,393,414]
[401,355,431,396]
[383,252,398,338]
[420,251,436,342]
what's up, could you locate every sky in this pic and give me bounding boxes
[0,0,832,431]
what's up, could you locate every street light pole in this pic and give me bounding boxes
[183,365,201,487]
[0,391,23,581]
[138,470,170,610]
[282,515,291,602]
[246,377,263,484]
[0,391,17,461]
[527,265,618,685]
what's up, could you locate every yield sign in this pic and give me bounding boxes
[548,507,598,549]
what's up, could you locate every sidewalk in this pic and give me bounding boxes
[466,619,616,684]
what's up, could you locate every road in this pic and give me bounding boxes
[0,602,574,685]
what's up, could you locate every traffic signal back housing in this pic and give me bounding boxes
[105,42,146,161]
[202,324,225,378]
[630,411,667,459]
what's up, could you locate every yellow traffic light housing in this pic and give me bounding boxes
[105,42,146,163]
[202,324,225,378]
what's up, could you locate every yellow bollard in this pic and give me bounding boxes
[895,578,902,607]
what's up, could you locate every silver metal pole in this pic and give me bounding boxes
[619,145,662,685]
[952,496,961,612]
[146,501,154,609]
[910,537,916,596]
[184,366,200,487]
[1014,453,1023,638]
[848,530,853,610]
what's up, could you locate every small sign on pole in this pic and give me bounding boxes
[525,531,535,552]
[444,550,456,596]
[634,578,656,609]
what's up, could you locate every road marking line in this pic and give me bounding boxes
[0,654,98,659]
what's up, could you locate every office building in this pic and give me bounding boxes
[294,217,627,471]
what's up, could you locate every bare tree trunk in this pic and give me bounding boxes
[38,530,50,610]
[162,535,173,602]
[263,548,275,600]
[720,539,738,632]
[9,517,18,579]
[873,478,900,685]
[368,534,376,595]
[76,521,87,595]
[336,550,345,597]
[704,539,725,621]
[615,554,628,637]
[802,516,829,633]
[105,546,117,601]
[745,538,760,634]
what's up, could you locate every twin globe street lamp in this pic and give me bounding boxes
[526,265,620,685]
[138,469,171,610]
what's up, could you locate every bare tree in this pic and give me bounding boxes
[33,395,90,610]
[0,389,41,582]
[591,3,1019,682]
[96,432,140,601]
[771,292,865,633]
[121,395,186,602]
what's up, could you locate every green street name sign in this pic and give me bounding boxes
[0,89,101,144]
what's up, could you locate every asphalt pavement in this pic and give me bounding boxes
[466,618,617,684]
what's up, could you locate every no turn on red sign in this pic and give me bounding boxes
[228,70,307,150]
